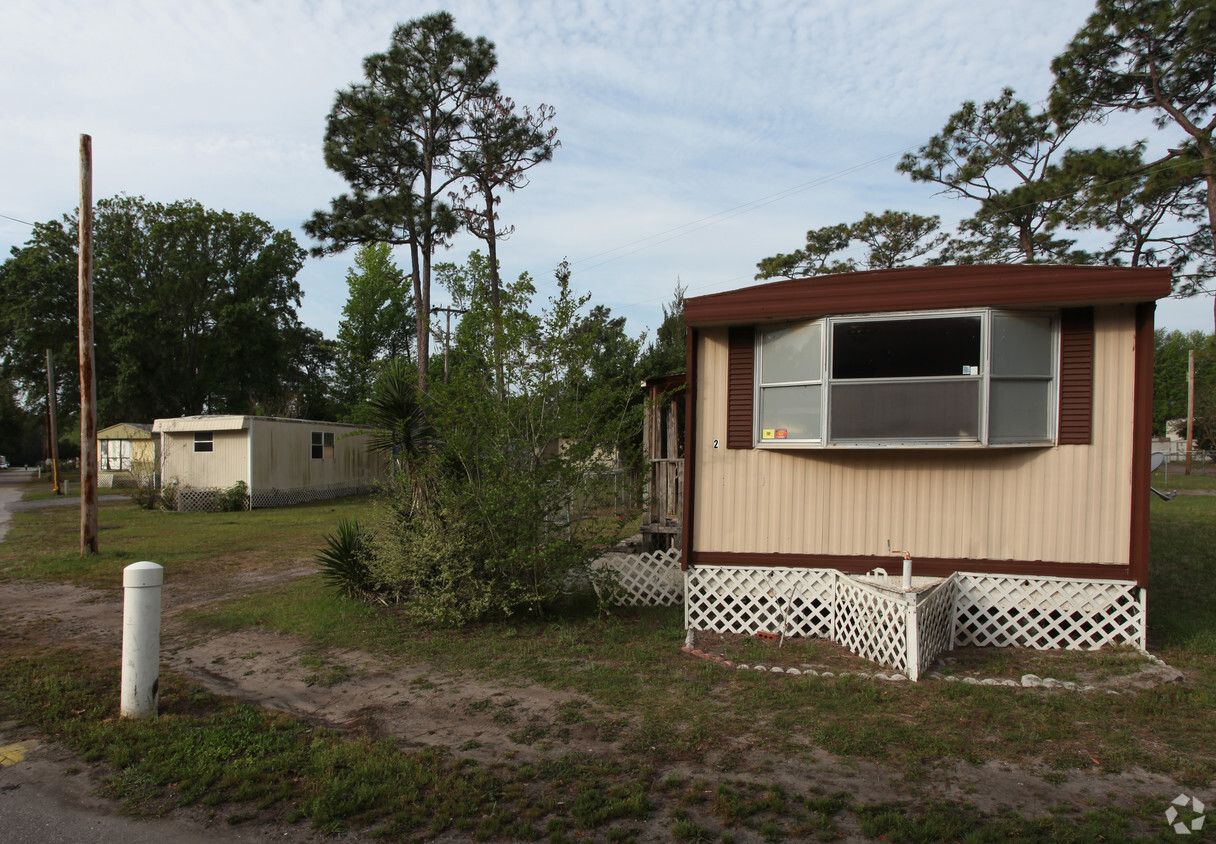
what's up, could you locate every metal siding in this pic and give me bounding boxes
[161,430,248,489]
[694,307,1135,566]
[254,421,384,490]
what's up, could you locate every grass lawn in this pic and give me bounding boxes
[2,488,1214,841]
[20,468,83,501]
[0,494,372,586]
[1150,468,1216,491]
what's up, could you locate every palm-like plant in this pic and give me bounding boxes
[365,359,440,511]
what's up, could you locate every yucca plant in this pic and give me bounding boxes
[316,518,383,603]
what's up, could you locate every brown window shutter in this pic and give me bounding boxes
[727,327,755,449]
[1058,307,1094,445]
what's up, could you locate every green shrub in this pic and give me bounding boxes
[358,255,638,626]
[217,480,249,512]
[317,518,382,602]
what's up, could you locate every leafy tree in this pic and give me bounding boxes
[1051,0,1216,321]
[638,281,687,378]
[0,376,42,465]
[1056,145,1207,279]
[0,196,319,424]
[305,12,498,391]
[362,256,637,624]
[332,243,414,422]
[0,219,79,421]
[1154,328,1207,435]
[454,96,559,401]
[898,89,1090,264]
[755,211,947,279]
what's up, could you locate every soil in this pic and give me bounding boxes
[0,479,1196,841]
[689,631,1185,691]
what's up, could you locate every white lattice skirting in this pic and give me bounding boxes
[592,547,685,606]
[594,558,1146,682]
[167,481,374,512]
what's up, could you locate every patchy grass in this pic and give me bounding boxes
[0,495,373,588]
[4,487,1215,838]
[0,640,1179,841]
[180,494,1216,787]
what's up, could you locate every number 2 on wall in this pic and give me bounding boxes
[713,439,719,449]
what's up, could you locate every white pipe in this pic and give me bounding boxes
[902,556,912,591]
[121,561,163,718]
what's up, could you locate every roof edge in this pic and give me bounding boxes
[686,265,1172,326]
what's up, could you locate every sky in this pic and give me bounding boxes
[1,0,1210,347]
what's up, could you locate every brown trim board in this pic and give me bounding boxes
[1130,303,1154,587]
[686,265,1171,327]
[689,551,1133,582]
[680,326,698,571]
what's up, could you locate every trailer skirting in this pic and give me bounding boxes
[594,552,1146,682]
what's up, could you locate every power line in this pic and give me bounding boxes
[0,212,35,227]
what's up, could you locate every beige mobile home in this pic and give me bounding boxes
[676,264,1171,678]
[97,422,158,488]
[153,415,385,510]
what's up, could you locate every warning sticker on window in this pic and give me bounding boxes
[775,430,788,439]
[762,428,776,439]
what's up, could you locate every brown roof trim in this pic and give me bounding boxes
[680,327,698,571]
[686,265,1172,326]
[1129,303,1154,587]
[643,372,686,393]
[689,551,1132,582]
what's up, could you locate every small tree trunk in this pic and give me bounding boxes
[484,189,505,403]
[410,240,426,392]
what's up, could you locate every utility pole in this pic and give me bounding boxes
[45,349,60,494]
[79,134,99,553]
[430,305,468,385]
[1186,349,1195,476]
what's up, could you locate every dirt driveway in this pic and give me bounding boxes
[0,475,1194,841]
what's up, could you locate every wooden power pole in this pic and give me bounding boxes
[79,134,99,554]
[1186,349,1195,476]
[45,349,61,494]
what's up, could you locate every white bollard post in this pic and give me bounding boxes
[121,561,163,718]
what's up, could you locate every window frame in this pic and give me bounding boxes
[752,307,1059,449]
[311,430,335,460]
[193,432,214,454]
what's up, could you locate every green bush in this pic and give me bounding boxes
[355,255,638,626]
[317,518,383,602]
[217,480,249,512]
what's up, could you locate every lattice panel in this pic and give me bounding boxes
[166,482,372,512]
[593,548,684,606]
[685,567,835,637]
[172,487,222,512]
[250,482,372,510]
[833,576,909,674]
[953,573,1144,650]
[915,579,958,678]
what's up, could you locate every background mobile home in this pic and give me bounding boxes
[97,422,158,488]
[154,415,385,510]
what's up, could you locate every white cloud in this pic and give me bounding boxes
[1,0,1208,346]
